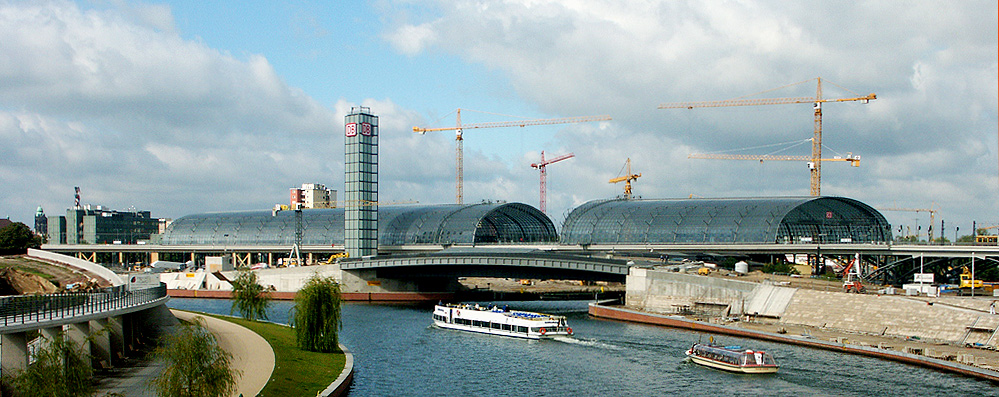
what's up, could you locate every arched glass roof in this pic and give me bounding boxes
[159,202,557,246]
[561,197,891,245]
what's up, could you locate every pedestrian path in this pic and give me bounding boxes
[172,310,276,397]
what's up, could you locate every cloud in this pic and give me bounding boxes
[382,0,998,226]
[0,1,338,220]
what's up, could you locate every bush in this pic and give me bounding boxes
[291,275,342,352]
[762,261,799,275]
[230,270,270,321]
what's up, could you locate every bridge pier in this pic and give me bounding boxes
[66,322,91,366]
[90,318,112,368]
[107,315,125,365]
[1,332,28,376]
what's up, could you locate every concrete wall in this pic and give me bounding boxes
[223,264,342,292]
[627,268,759,315]
[28,248,125,286]
[627,268,999,347]
[780,290,999,346]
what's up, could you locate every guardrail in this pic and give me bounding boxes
[0,284,167,328]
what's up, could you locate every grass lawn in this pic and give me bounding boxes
[201,313,347,396]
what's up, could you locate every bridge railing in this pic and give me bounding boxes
[0,284,167,328]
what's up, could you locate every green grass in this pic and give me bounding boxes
[198,313,347,396]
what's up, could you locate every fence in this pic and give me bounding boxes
[0,284,167,328]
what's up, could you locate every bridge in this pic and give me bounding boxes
[341,250,631,281]
[1,251,171,377]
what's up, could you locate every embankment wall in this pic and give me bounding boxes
[627,268,999,346]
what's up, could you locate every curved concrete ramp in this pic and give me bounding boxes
[171,310,275,396]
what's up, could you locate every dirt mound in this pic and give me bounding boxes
[0,267,59,295]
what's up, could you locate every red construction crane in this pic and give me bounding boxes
[414,109,610,204]
[530,151,575,213]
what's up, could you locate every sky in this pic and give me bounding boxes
[0,0,996,239]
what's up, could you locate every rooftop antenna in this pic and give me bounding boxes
[74,187,81,209]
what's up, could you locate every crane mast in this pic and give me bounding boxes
[660,77,875,196]
[530,151,575,213]
[414,109,610,204]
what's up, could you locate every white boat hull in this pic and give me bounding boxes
[432,304,572,340]
[686,354,779,374]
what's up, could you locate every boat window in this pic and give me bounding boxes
[502,324,511,331]
[491,322,502,329]
[763,354,776,366]
[517,326,527,333]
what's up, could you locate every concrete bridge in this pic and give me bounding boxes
[334,249,631,296]
[1,250,172,377]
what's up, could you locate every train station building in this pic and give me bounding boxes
[561,197,892,245]
[157,202,559,247]
[155,196,891,249]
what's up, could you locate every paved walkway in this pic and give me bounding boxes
[172,310,276,397]
[96,310,276,396]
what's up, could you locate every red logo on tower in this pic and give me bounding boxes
[361,122,372,136]
[345,123,357,137]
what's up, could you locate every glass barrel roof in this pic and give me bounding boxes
[159,202,557,246]
[561,197,891,245]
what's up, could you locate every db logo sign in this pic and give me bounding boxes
[360,122,372,136]
[345,123,357,137]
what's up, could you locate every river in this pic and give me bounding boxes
[167,299,995,396]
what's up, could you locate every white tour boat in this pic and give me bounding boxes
[685,342,779,374]
[432,303,573,339]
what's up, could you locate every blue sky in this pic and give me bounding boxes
[1,0,997,239]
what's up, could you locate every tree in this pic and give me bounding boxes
[0,222,41,252]
[291,275,342,352]
[230,270,270,321]
[152,317,239,397]
[2,333,94,397]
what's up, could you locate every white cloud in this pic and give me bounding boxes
[380,0,998,226]
[0,1,338,220]
[385,23,438,55]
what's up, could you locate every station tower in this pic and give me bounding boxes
[344,107,378,258]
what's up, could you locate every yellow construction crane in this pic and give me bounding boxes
[659,77,876,196]
[877,206,938,241]
[688,151,860,167]
[609,158,641,199]
[414,108,611,204]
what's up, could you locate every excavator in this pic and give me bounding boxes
[958,267,991,295]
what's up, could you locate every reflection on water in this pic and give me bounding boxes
[167,299,994,396]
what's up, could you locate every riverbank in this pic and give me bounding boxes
[589,301,999,383]
[167,288,453,302]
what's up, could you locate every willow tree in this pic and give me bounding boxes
[291,275,342,352]
[3,333,93,397]
[231,270,270,321]
[152,318,239,397]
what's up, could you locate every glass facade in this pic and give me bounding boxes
[159,202,558,246]
[561,197,891,245]
[345,107,379,257]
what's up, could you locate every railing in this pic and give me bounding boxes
[0,284,167,328]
